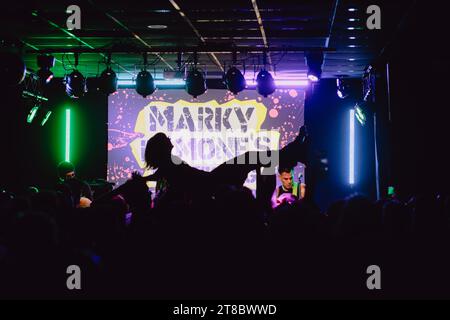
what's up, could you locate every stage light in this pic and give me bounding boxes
[305,51,324,82]
[135,53,156,98]
[363,65,376,102]
[349,109,355,185]
[99,54,117,95]
[36,69,53,85]
[36,54,55,85]
[65,109,71,162]
[0,51,26,86]
[135,70,156,97]
[27,105,39,123]
[224,66,246,95]
[99,67,118,95]
[65,70,86,98]
[256,69,276,97]
[336,77,351,99]
[186,69,206,98]
[26,103,52,126]
[307,74,320,82]
[355,103,367,126]
[41,110,52,126]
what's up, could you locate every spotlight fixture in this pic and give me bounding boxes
[256,69,276,97]
[36,54,55,85]
[99,67,117,95]
[99,54,117,95]
[135,53,156,98]
[224,66,246,95]
[305,51,324,82]
[65,70,86,98]
[336,77,351,99]
[363,65,376,103]
[186,69,206,98]
[223,51,246,95]
[64,53,86,98]
[136,70,156,97]
[255,51,276,97]
[185,52,206,98]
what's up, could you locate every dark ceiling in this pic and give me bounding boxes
[2,0,413,81]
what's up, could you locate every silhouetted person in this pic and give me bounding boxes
[271,167,303,209]
[139,126,309,197]
[56,161,92,208]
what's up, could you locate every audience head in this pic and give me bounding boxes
[57,161,75,181]
[278,167,294,190]
[145,133,174,169]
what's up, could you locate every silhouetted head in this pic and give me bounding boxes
[145,133,174,169]
[57,161,75,181]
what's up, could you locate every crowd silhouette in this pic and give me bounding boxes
[1,131,450,299]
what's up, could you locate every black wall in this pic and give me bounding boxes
[374,0,450,199]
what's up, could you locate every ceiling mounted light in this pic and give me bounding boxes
[305,51,324,82]
[65,70,86,98]
[186,51,206,98]
[99,67,117,95]
[256,51,275,97]
[224,66,246,95]
[186,69,206,98]
[256,69,276,97]
[36,54,55,85]
[65,53,86,98]
[136,70,156,98]
[336,77,351,99]
[98,53,117,95]
[135,53,156,98]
